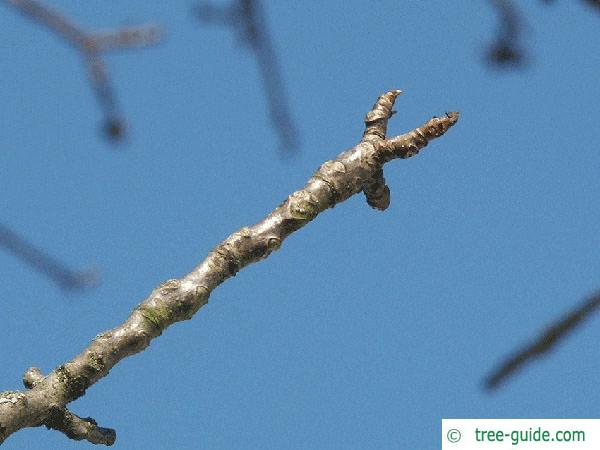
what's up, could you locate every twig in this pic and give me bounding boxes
[0,90,458,445]
[487,0,526,67]
[0,222,98,290]
[490,0,600,68]
[194,0,299,154]
[22,368,115,445]
[485,291,600,390]
[3,0,162,141]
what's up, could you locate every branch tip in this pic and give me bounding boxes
[365,90,402,123]
[382,110,459,161]
[445,111,460,123]
[363,90,403,140]
[45,407,116,446]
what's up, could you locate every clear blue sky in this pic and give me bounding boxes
[2,1,600,449]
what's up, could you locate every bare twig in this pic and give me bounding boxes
[487,0,526,67]
[194,0,299,154]
[3,0,162,141]
[0,223,98,290]
[485,291,600,390]
[0,90,458,445]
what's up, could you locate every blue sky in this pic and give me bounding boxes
[1,1,600,448]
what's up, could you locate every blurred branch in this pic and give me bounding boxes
[485,290,600,390]
[193,0,299,154]
[0,223,98,290]
[3,0,162,141]
[488,0,600,70]
[542,0,600,11]
[0,90,458,445]
[582,0,600,11]
[486,0,526,67]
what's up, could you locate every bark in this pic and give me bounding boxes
[0,90,459,446]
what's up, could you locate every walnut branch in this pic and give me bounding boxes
[0,90,459,446]
[3,0,162,141]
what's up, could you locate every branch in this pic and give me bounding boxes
[3,0,162,141]
[489,0,600,68]
[194,0,300,154]
[0,223,99,290]
[0,90,459,445]
[485,290,600,390]
[20,368,115,445]
[487,0,526,67]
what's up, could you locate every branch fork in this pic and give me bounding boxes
[5,0,163,140]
